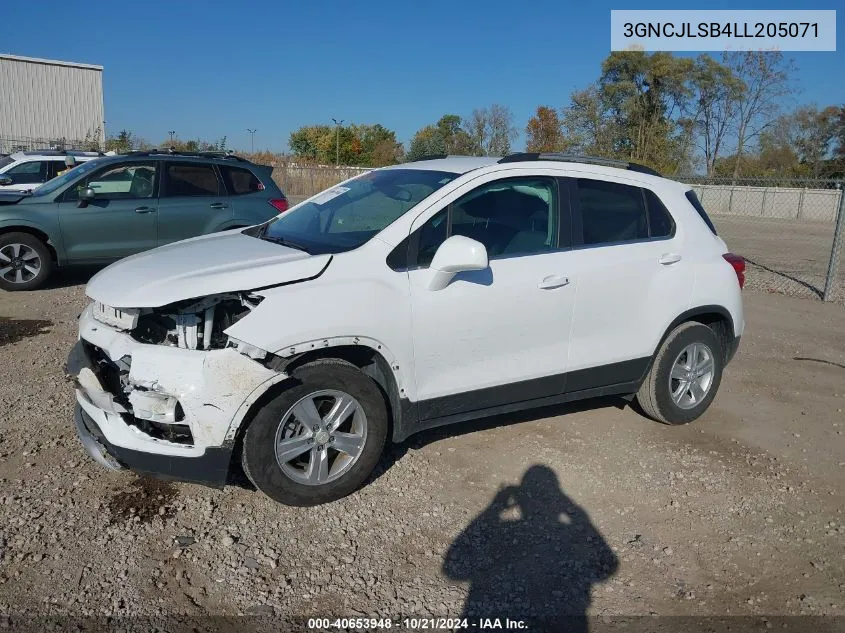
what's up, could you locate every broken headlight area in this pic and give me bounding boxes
[81,341,194,446]
[130,293,265,354]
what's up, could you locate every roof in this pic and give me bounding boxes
[0,54,103,71]
[389,156,499,174]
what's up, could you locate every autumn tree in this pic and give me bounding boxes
[525,106,563,152]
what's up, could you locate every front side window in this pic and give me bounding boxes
[163,163,221,197]
[31,158,104,197]
[449,178,556,258]
[64,162,156,201]
[258,169,458,255]
[6,160,46,184]
[396,177,558,269]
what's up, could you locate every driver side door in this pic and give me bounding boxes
[57,161,159,262]
[404,175,576,420]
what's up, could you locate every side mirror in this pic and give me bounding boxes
[428,235,489,291]
[0,175,13,186]
[78,187,96,207]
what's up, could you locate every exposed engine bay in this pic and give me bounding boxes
[126,293,266,357]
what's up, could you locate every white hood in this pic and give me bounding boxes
[86,230,331,308]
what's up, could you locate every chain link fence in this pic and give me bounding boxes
[681,176,845,304]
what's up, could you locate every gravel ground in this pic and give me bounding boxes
[0,276,844,626]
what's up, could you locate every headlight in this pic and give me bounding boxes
[92,301,140,330]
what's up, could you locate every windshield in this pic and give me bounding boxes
[30,158,106,197]
[258,169,458,254]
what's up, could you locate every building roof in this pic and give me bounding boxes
[0,54,103,71]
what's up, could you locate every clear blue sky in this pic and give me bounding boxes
[2,0,843,152]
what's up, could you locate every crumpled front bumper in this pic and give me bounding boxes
[68,304,288,487]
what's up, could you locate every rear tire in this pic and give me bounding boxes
[241,359,388,506]
[636,322,723,425]
[0,232,53,291]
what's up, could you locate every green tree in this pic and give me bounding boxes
[105,129,136,153]
[406,115,475,161]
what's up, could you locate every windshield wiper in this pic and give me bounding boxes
[260,235,312,254]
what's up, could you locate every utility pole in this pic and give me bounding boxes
[168,130,176,146]
[247,129,256,153]
[331,118,344,165]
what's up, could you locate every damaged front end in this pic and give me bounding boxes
[69,294,289,486]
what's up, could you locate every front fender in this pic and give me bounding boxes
[0,216,67,262]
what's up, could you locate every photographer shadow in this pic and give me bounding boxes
[443,465,618,631]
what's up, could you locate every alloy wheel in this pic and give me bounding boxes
[274,389,368,486]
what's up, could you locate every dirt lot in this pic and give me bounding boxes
[714,215,843,303]
[0,275,844,626]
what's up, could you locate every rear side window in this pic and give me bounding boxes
[645,189,675,238]
[163,163,221,197]
[685,190,717,235]
[576,179,648,245]
[221,165,264,195]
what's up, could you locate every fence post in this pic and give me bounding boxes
[823,183,845,302]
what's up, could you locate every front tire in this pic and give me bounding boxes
[0,232,53,291]
[241,359,388,506]
[636,322,723,425]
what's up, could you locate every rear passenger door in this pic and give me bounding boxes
[565,177,691,377]
[156,162,231,245]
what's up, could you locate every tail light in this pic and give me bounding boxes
[269,198,289,213]
[723,253,745,289]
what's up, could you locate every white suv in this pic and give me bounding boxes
[68,154,745,506]
[0,150,102,190]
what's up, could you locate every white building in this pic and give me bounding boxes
[0,54,105,152]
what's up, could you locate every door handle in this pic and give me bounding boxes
[538,274,570,290]
[134,206,156,214]
[658,253,682,265]
[209,202,229,209]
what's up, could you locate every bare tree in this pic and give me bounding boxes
[690,55,744,176]
[724,51,795,179]
[464,105,518,156]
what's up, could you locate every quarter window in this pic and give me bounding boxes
[221,165,263,195]
[163,163,221,197]
[645,189,675,238]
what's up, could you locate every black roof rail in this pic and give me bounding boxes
[498,153,662,177]
[122,148,248,162]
